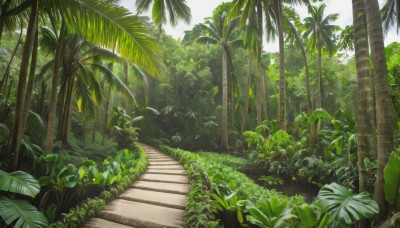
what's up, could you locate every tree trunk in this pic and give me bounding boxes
[22,28,39,129]
[61,76,74,145]
[221,49,229,149]
[317,40,323,109]
[298,37,312,115]
[352,0,377,195]
[9,0,38,171]
[102,63,114,145]
[364,0,394,215]
[277,1,286,130]
[0,22,23,93]
[255,2,264,125]
[44,20,66,154]
[241,53,253,135]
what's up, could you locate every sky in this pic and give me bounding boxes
[120,0,400,52]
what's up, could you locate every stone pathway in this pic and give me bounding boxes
[83,144,189,228]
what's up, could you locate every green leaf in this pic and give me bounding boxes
[308,108,331,124]
[0,170,40,198]
[296,204,318,227]
[317,183,379,224]
[384,151,400,210]
[0,196,49,228]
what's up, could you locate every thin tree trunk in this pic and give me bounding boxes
[102,63,114,145]
[61,76,74,145]
[123,62,129,110]
[277,1,286,130]
[9,0,38,171]
[44,20,66,154]
[255,2,264,125]
[221,49,229,149]
[317,41,323,109]
[298,37,312,114]
[364,0,394,215]
[352,0,377,194]
[241,53,253,135]
[0,22,23,92]
[22,28,39,129]
[0,0,12,42]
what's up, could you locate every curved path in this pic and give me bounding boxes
[83,144,189,228]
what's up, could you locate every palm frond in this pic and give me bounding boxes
[197,36,219,45]
[42,0,168,78]
[25,111,47,143]
[0,196,48,228]
[91,63,136,103]
[0,170,40,197]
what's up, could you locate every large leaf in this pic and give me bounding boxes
[384,150,400,210]
[0,170,40,198]
[0,196,48,228]
[308,108,331,124]
[296,204,318,227]
[41,0,168,79]
[317,183,379,224]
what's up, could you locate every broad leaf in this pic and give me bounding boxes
[0,196,48,228]
[0,170,40,198]
[317,183,379,224]
[296,204,318,227]
[384,150,400,210]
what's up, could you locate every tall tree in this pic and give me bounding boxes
[136,0,191,40]
[9,0,38,171]
[352,0,376,194]
[364,0,395,214]
[197,3,241,150]
[303,3,338,109]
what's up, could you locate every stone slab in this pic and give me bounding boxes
[148,165,185,170]
[83,218,133,228]
[131,180,189,195]
[149,161,181,166]
[119,188,187,210]
[140,173,189,184]
[97,199,184,228]
[146,169,186,175]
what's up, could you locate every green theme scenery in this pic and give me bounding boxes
[0,0,400,227]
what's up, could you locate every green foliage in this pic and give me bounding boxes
[0,170,40,197]
[196,151,251,170]
[384,149,400,210]
[0,196,49,228]
[259,175,284,186]
[51,144,148,227]
[244,197,297,228]
[0,171,48,227]
[316,183,379,225]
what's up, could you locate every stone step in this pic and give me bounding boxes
[147,156,171,159]
[83,218,133,228]
[147,170,186,176]
[140,173,189,184]
[148,165,185,170]
[148,158,174,162]
[118,189,187,210]
[97,199,184,228]
[131,181,189,195]
[149,161,181,166]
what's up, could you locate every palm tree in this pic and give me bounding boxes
[303,3,338,109]
[10,0,168,169]
[284,6,312,115]
[381,0,400,33]
[0,0,30,42]
[230,0,272,125]
[364,0,395,214]
[197,3,241,150]
[136,0,191,40]
[352,0,376,195]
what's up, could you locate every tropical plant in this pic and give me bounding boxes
[244,197,297,227]
[316,182,379,225]
[0,170,48,227]
[381,0,400,33]
[303,3,339,108]
[364,0,395,213]
[197,2,241,149]
[135,0,191,39]
[384,149,400,211]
